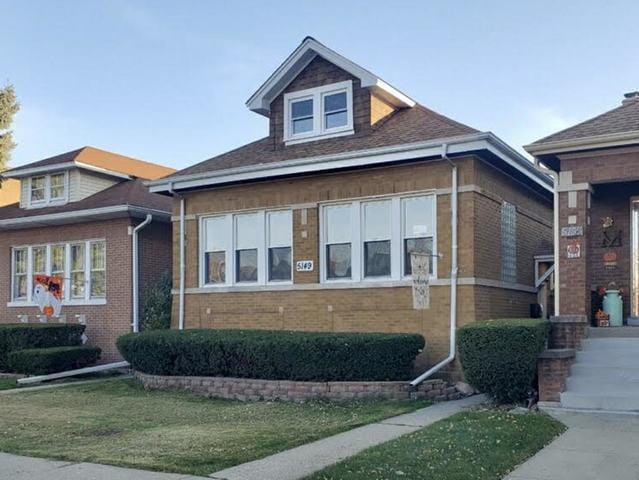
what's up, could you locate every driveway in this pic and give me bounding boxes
[506,409,639,480]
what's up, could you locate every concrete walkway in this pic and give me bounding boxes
[505,409,639,480]
[210,394,487,480]
[0,453,207,480]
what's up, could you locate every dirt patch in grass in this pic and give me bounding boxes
[0,378,428,476]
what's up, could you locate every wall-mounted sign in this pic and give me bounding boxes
[567,243,581,259]
[561,226,583,237]
[411,253,430,310]
[602,230,622,248]
[602,216,614,229]
[603,251,618,269]
[296,260,314,272]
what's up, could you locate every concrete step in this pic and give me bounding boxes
[570,364,639,380]
[560,391,639,412]
[575,351,639,366]
[582,338,639,349]
[566,376,639,393]
[589,327,639,338]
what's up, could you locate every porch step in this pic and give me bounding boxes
[560,391,639,412]
[566,376,639,393]
[582,337,639,349]
[570,364,639,381]
[575,350,639,366]
[589,327,639,338]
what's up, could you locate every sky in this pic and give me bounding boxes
[3,0,639,170]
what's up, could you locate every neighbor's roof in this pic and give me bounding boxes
[0,179,20,207]
[0,178,171,224]
[3,146,176,180]
[166,104,478,178]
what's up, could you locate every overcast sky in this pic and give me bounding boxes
[4,0,639,169]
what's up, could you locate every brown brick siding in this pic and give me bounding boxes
[138,221,173,316]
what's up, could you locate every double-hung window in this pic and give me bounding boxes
[12,248,28,300]
[50,173,66,200]
[90,242,106,298]
[203,216,228,285]
[30,176,46,204]
[267,211,292,282]
[28,173,67,206]
[321,193,436,283]
[283,81,353,144]
[70,244,86,298]
[235,213,261,283]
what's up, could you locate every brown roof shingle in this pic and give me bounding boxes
[168,104,478,177]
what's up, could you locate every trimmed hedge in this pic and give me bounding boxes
[8,346,101,375]
[117,329,425,381]
[457,318,550,403]
[0,324,85,370]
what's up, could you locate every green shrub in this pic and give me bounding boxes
[141,271,172,331]
[8,346,101,375]
[457,318,550,403]
[117,329,425,381]
[0,324,85,370]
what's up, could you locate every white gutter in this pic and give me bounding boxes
[168,183,186,330]
[132,214,153,333]
[410,143,458,387]
[534,160,560,315]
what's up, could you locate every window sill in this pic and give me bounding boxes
[7,298,107,307]
[284,128,354,146]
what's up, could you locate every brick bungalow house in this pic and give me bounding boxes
[0,147,175,362]
[149,37,553,377]
[526,92,639,412]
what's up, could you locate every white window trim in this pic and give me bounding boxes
[28,171,69,208]
[199,209,293,288]
[320,192,438,284]
[283,80,354,145]
[8,239,107,307]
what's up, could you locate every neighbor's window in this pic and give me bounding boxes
[501,201,517,284]
[362,200,391,277]
[90,241,106,298]
[403,196,435,275]
[284,81,353,143]
[235,213,260,283]
[321,193,437,283]
[12,248,28,300]
[70,243,86,298]
[203,216,228,285]
[267,210,292,282]
[10,240,106,304]
[325,204,352,280]
[30,176,46,203]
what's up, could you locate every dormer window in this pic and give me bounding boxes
[29,172,68,207]
[283,80,353,144]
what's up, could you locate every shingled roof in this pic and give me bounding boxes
[168,104,478,178]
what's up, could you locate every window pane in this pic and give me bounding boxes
[291,99,313,118]
[236,249,258,282]
[91,242,105,270]
[31,176,45,201]
[71,244,85,271]
[324,92,347,112]
[14,249,27,274]
[268,211,292,247]
[363,200,391,241]
[269,247,291,281]
[403,196,434,238]
[364,240,391,277]
[325,205,351,244]
[235,214,260,249]
[51,245,65,275]
[327,243,351,279]
[14,275,27,299]
[32,247,46,274]
[404,238,434,275]
[293,117,313,134]
[50,174,65,199]
[205,251,226,284]
[90,272,105,297]
[72,273,85,298]
[325,111,347,129]
[204,216,227,252]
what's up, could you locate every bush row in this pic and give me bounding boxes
[457,318,550,403]
[0,324,85,370]
[117,329,425,382]
[8,346,101,375]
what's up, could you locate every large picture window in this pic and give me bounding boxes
[10,240,106,305]
[200,209,292,287]
[321,193,436,283]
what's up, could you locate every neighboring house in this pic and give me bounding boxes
[0,146,175,362]
[149,37,553,377]
[526,91,639,324]
[0,179,20,206]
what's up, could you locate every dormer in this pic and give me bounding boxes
[246,37,415,147]
[2,146,175,210]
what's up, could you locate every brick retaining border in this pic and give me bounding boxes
[133,371,466,402]
[537,348,576,402]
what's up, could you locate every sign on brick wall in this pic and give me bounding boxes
[411,253,430,310]
[566,243,581,259]
[561,226,583,237]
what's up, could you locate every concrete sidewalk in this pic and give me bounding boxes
[0,453,208,480]
[210,394,487,480]
[505,409,639,480]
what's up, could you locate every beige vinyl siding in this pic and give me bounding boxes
[19,180,29,208]
[69,169,119,202]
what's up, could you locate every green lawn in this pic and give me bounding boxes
[308,409,566,480]
[0,378,428,476]
[0,378,17,390]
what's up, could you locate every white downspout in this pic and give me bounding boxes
[534,160,560,315]
[132,214,153,333]
[168,182,186,331]
[410,144,458,387]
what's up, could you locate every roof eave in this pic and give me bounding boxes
[524,130,639,157]
[2,161,133,180]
